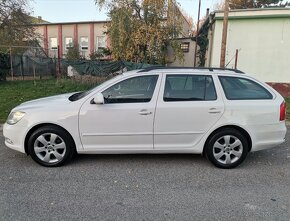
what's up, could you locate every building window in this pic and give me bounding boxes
[180,42,190,53]
[65,37,73,50]
[96,36,106,51]
[50,37,58,50]
[80,37,89,51]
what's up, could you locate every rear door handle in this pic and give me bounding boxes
[208,108,222,114]
[139,109,153,115]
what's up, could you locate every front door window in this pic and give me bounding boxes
[102,75,159,104]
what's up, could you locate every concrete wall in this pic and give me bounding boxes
[208,9,290,84]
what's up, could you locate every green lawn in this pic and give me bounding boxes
[0,79,94,123]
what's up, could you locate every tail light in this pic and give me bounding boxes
[280,101,286,121]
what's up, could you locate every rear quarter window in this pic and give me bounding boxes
[219,76,273,100]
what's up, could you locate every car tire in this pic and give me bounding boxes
[28,126,75,167]
[205,128,249,169]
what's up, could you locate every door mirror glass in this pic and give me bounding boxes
[92,93,104,104]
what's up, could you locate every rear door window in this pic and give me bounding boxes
[219,76,273,100]
[164,75,217,102]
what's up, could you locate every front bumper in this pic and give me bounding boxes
[3,123,27,153]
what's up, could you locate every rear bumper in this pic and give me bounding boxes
[250,122,287,152]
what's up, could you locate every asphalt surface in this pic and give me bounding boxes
[0,129,290,221]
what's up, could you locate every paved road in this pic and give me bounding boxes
[0,130,290,221]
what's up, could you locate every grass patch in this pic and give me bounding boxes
[0,78,94,123]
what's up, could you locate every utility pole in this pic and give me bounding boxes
[220,0,229,68]
[193,0,201,67]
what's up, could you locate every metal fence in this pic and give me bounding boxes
[0,45,57,80]
[0,45,156,81]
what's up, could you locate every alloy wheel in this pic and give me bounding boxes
[213,135,243,165]
[33,133,66,164]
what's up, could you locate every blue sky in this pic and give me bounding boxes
[31,0,221,23]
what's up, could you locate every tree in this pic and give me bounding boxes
[89,48,112,60]
[95,0,184,65]
[228,0,284,9]
[0,0,36,53]
[214,0,287,10]
[66,44,84,60]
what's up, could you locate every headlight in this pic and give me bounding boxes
[6,111,26,125]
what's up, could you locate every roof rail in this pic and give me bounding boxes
[138,66,245,74]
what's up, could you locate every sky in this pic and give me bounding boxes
[30,0,221,23]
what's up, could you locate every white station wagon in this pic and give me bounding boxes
[3,67,287,168]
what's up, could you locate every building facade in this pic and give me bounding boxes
[34,21,110,59]
[205,8,290,96]
[167,37,197,67]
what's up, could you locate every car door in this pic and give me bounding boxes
[154,73,224,150]
[79,74,161,150]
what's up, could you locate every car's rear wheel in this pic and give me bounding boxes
[28,126,75,167]
[205,128,249,169]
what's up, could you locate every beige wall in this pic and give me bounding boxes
[208,9,290,83]
[35,22,109,59]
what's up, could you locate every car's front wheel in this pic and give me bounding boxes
[205,128,249,169]
[28,126,75,167]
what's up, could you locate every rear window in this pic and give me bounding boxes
[219,76,273,100]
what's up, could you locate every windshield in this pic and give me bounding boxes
[68,75,123,102]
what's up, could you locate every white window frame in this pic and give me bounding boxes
[50,37,58,50]
[65,37,73,50]
[96,36,106,51]
[80,36,89,51]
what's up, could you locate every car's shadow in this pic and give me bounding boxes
[72,153,208,166]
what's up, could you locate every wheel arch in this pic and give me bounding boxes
[203,125,252,156]
[24,123,76,155]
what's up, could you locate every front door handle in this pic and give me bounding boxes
[208,108,222,114]
[139,109,153,115]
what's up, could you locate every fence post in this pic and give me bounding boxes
[57,45,61,78]
[33,61,36,85]
[10,47,14,80]
[20,56,24,80]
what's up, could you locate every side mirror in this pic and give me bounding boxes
[92,93,104,104]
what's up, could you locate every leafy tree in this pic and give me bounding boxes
[66,44,86,60]
[0,0,36,54]
[89,48,112,60]
[214,0,288,9]
[228,0,285,9]
[95,0,184,65]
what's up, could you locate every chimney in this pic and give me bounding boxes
[38,16,42,23]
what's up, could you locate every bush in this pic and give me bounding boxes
[0,53,10,81]
[0,70,8,81]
